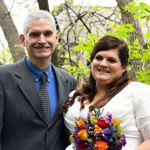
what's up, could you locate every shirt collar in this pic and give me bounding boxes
[26,57,52,82]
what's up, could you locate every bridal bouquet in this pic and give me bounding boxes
[72,109,126,150]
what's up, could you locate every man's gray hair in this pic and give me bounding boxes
[23,10,56,36]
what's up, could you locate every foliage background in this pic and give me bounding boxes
[0,0,150,84]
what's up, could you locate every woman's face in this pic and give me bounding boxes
[91,48,126,87]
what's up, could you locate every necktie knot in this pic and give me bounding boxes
[40,73,48,83]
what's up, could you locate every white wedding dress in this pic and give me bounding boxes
[64,82,150,150]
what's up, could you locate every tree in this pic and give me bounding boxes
[1,0,150,83]
[116,0,149,79]
[37,0,50,11]
[116,0,145,47]
[0,0,26,62]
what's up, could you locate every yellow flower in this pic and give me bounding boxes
[76,119,85,128]
[112,118,121,126]
[94,125,102,134]
[112,118,122,131]
[90,116,97,123]
[77,129,88,140]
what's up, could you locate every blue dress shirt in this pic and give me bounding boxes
[25,57,58,118]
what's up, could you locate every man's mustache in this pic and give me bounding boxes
[33,43,51,49]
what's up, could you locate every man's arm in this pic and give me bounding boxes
[0,81,4,149]
[70,76,77,92]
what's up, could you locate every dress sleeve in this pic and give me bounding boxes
[134,83,150,140]
[64,91,80,134]
[65,143,75,150]
[69,90,76,97]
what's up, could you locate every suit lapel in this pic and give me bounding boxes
[13,59,47,125]
[13,60,69,126]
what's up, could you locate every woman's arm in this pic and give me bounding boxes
[135,83,150,150]
[136,139,150,150]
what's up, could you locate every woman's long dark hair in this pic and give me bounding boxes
[63,35,130,113]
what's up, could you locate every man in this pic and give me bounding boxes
[0,10,77,150]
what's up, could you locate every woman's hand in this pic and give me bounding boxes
[136,139,150,150]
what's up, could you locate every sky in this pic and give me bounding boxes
[4,0,150,31]
[53,0,150,7]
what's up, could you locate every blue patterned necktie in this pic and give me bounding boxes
[39,72,50,123]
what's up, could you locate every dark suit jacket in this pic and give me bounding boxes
[0,59,77,150]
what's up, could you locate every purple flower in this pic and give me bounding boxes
[72,109,126,150]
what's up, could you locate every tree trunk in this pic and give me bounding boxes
[0,0,26,62]
[116,0,146,79]
[37,0,50,11]
[116,0,145,47]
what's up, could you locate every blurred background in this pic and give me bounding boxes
[0,0,150,83]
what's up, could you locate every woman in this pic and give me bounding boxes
[63,35,150,150]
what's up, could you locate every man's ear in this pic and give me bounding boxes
[20,34,25,45]
[55,32,59,44]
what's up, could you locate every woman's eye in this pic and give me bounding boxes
[108,58,116,63]
[95,56,102,60]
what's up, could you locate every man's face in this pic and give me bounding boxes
[20,19,58,62]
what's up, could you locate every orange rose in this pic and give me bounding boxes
[77,129,88,140]
[76,119,85,128]
[94,126,102,134]
[95,141,108,150]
